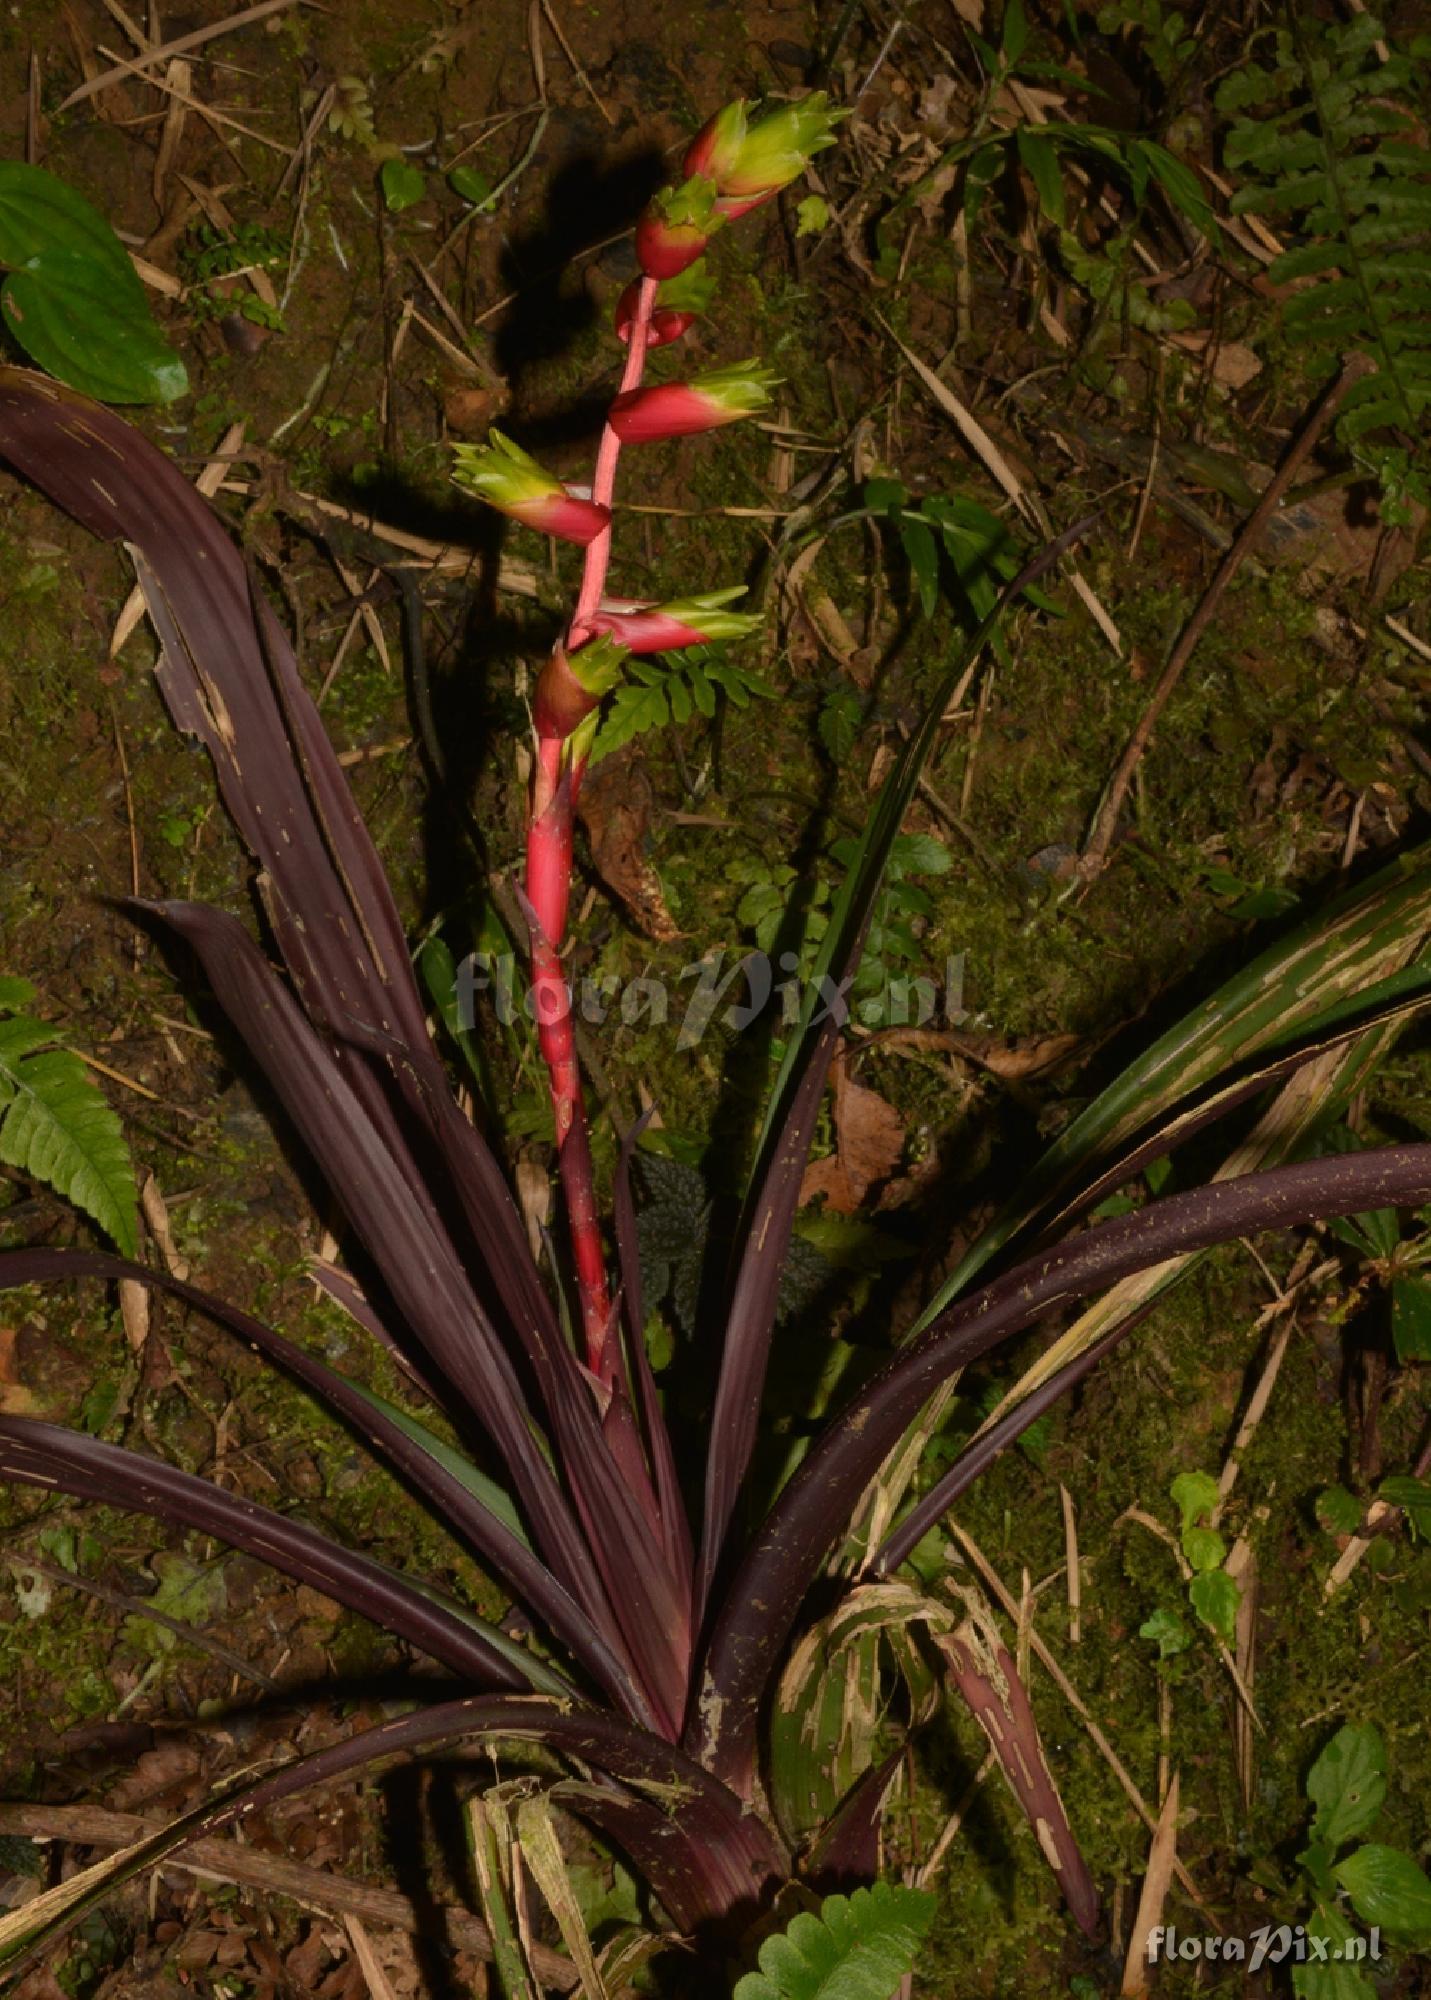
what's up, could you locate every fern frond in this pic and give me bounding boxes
[0,1000,139,1255]
[1217,14,1431,498]
[587,646,776,763]
[732,1882,937,2000]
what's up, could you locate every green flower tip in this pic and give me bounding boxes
[451,429,560,504]
[660,587,763,642]
[568,633,630,696]
[693,359,782,414]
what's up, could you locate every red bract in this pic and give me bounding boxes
[633,210,709,280]
[586,589,760,653]
[608,382,730,441]
[615,282,696,349]
[510,489,611,543]
[586,604,708,650]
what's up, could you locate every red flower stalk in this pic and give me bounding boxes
[586,587,761,654]
[609,361,779,444]
[446,98,827,1408]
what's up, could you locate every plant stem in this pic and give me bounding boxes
[526,274,659,1380]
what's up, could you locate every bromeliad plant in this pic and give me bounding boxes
[6,92,1431,1991]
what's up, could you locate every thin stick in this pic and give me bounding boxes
[90,42,294,154]
[1120,1771,1180,1997]
[1060,1484,1081,1644]
[58,0,302,109]
[1081,357,1371,877]
[1325,1431,1431,1595]
[948,1524,1213,1916]
[538,0,615,125]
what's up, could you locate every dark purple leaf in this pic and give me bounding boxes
[802,1751,904,1892]
[693,1142,1431,1793]
[0,1246,653,1725]
[616,1115,694,1599]
[698,521,1095,1617]
[0,1416,528,1688]
[937,1616,1098,1934]
[874,1309,1149,1575]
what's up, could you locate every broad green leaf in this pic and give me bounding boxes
[1181,1525,1227,1574]
[1292,1901,1381,2000]
[1334,1844,1431,1944]
[0,977,37,1011]
[898,514,940,620]
[380,158,426,212]
[1017,127,1066,223]
[1307,1723,1387,1850]
[1379,1474,1431,1539]
[450,165,494,205]
[733,1881,937,2000]
[0,165,186,404]
[1139,1606,1192,1658]
[1001,0,1029,64]
[1188,1568,1239,1644]
[1391,1273,1431,1361]
[0,1027,138,1255]
[818,686,862,762]
[1171,1470,1219,1532]
[1316,1486,1365,1536]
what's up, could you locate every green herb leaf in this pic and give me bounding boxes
[0,165,187,404]
[380,158,426,212]
[733,1881,937,2000]
[1170,1469,1219,1532]
[1306,1723,1387,1851]
[1333,1844,1431,1945]
[1391,1273,1431,1361]
[1138,1606,1192,1658]
[1188,1568,1239,1644]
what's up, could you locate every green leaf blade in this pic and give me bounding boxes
[0,165,186,404]
[1307,1723,1387,1850]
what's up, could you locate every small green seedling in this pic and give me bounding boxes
[1139,1469,1241,1654]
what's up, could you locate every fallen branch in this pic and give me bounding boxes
[0,1802,580,1990]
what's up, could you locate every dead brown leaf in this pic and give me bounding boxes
[799,1060,905,1213]
[0,1325,38,1414]
[1168,329,1263,390]
[576,749,681,942]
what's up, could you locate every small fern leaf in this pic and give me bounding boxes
[0,1041,138,1255]
[733,1882,937,2000]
